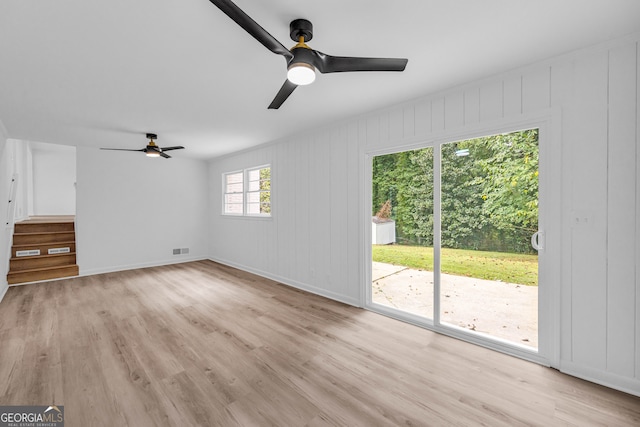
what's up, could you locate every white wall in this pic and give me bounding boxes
[0,137,32,297]
[76,147,209,275]
[31,142,76,215]
[209,34,640,396]
[0,121,9,298]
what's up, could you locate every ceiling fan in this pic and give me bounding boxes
[208,0,408,109]
[100,133,184,158]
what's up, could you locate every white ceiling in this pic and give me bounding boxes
[1,0,640,159]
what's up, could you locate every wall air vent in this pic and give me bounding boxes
[181,248,189,254]
[16,249,40,257]
[173,249,181,255]
[48,247,71,255]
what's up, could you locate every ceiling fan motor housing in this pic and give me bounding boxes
[290,19,313,42]
[289,47,317,68]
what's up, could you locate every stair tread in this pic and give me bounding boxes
[7,264,79,275]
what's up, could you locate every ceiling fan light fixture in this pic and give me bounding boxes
[287,62,316,85]
[146,150,161,158]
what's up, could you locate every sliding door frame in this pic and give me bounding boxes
[363,109,561,368]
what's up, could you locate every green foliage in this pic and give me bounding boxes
[372,129,539,253]
[260,167,271,214]
[372,244,538,286]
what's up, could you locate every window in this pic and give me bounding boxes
[223,171,244,215]
[223,165,271,217]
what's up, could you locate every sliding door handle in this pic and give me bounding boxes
[531,231,544,251]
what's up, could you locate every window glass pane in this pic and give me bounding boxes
[226,172,243,185]
[248,169,260,181]
[247,203,260,214]
[226,182,243,193]
[260,201,271,214]
[248,180,260,191]
[247,192,260,203]
[225,203,243,214]
[225,193,243,204]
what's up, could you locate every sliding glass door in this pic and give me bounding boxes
[370,128,541,352]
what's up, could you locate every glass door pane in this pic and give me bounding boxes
[439,130,539,348]
[371,147,434,319]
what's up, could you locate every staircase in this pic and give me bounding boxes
[7,216,79,285]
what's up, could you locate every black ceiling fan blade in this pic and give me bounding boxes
[208,0,293,61]
[268,80,298,109]
[100,148,146,152]
[159,146,185,152]
[159,152,171,159]
[314,52,408,74]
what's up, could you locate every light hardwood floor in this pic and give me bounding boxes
[0,260,638,426]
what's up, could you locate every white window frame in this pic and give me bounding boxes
[222,165,271,217]
[222,170,244,216]
[245,165,271,217]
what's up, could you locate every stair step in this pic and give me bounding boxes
[9,252,77,272]
[13,231,76,245]
[7,265,79,285]
[11,242,76,258]
[14,221,74,233]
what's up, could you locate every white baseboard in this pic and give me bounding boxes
[207,256,361,308]
[79,256,208,277]
[560,360,640,397]
[0,283,8,305]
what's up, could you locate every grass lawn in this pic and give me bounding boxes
[372,244,538,286]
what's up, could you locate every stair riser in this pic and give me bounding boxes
[8,265,79,285]
[13,232,76,245]
[12,243,76,258]
[14,222,74,233]
[10,254,77,272]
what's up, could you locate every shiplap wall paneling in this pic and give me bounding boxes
[329,127,349,295]
[522,66,551,114]
[415,100,432,138]
[445,92,464,130]
[347,121,360,300]
[550,57,575,363]
[380,111,390,144]
[273,140,285,278]
[607,43,637,377]
[479,80,503,122]
[464,88,480,126]
[403,106,415,140]
[294,138,311,286]
[366,115,381,149]
[568,51,609,370]
[309,133,331,290]
[637,43,640,381]
[275,140,293,280]
[503,74,522,117]
[390,108,403,142]
[432,97,445,133]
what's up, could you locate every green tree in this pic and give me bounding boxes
[371,129,539,253]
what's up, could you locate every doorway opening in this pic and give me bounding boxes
[371,129,539,349]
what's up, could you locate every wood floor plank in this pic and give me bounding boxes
[0,260,639,426]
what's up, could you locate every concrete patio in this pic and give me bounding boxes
[372,261,538,347]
